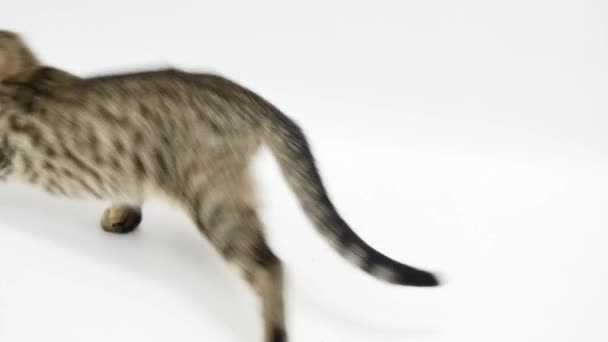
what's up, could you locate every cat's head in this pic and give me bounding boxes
[0,30,40,112]
[0,30,39,81]
[0,31,39,179]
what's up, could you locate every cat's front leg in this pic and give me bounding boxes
[100,204,142,234]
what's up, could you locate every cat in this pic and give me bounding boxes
[0,30,440,342]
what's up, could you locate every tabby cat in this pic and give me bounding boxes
[0,30,440,342]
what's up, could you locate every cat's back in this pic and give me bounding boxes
[75,69,244,101]
[44,69,250,128]
[39,68,262,152]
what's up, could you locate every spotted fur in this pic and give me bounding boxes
[0,30,439,342]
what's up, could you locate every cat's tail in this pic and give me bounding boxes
[260,108,440,287]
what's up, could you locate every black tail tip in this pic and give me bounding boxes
[401,270,441,287]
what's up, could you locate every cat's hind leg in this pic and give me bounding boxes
[190,180,287,342]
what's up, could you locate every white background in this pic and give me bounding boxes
[1,1,607,341]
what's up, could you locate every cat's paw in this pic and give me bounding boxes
[100,205,142,234]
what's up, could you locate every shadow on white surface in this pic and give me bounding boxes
[0,183,261,341]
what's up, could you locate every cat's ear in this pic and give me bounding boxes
[0,31,39,80]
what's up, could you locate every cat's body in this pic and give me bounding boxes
[0,31,439,342]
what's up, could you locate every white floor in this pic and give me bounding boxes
[1,1,607,341]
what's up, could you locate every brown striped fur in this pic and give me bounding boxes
[0,31,439,342]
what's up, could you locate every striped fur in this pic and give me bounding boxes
[0,31,439,342]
